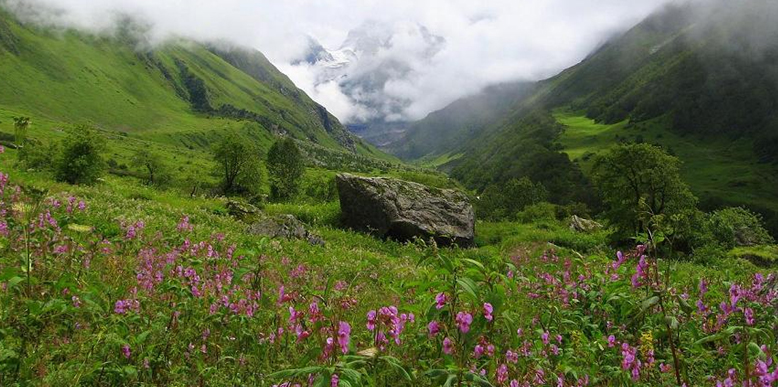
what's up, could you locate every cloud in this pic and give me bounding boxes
[2,0,678,122]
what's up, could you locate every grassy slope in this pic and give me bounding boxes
[0,10,398,165]
[555,111,778,212]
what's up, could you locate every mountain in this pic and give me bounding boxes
[389,81,536,161]
[396,0,778,232]
[291,21,445,145]
[0,8,394,162]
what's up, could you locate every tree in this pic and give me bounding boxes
[131,148,167,186]
[267,138,305,201]
[13,116,30,147]
[54,125,107,185]
[476,177,547,221]
[212,132,263,196]
[592,143,697,240]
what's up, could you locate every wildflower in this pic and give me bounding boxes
[631,256,649,288]
[607,335,616,348]
[443,337,454,355]
[122,344,131,359]
[697,299,707,314]
[71,295,81,308]
[496,363,509,384]
[541,331,550,345]
[744,307,754,325]
[338,321,351,354]
[330,373,339,387]
[177,215,192,232]
[506,349,518,364]
[455,312,473,333]
[366,310,377,330]
[483,302,494,321]
[474,344,485,358]
[427,320,440,336]
[435,292,447,309]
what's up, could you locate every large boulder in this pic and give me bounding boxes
[336,173,475,246]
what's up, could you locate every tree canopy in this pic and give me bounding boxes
[267,138,305,201]
[592,143,697,239]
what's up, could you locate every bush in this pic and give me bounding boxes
[516,202,558,224]
[267,138,305,201]
[17,139,58,171]
[54,126,107,185]
[708,207,774,249]
[476,177,548,221]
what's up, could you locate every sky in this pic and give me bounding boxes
[4,0,677,123]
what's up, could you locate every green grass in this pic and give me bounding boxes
[0,10,395,165]
[555,110,778,213]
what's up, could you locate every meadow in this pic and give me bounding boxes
[0,144,775,386]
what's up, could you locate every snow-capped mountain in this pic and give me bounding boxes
[289,21,445,147]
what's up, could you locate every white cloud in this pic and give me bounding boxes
[3,0,677,122]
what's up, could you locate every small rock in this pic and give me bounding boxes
[569,215,602,233]
[226,200,261,222]
[247,214,324,246]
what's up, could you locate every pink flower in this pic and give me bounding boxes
[483,303,494,321]
[443,337,454,355]
[474,344,485,358]
[366,310,377,330]
[506,350,518,364]
[744,308,754,326]
[337,321,351,354]
[435,292,447,309]
[496,363,509,384]
[607,335,616,348]
[428,320,440,336]
[121,344,131,359]
[541,331,550,345]
[455,312,473,333]
[330,373,339,387]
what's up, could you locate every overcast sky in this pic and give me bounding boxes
[5,0,677,122]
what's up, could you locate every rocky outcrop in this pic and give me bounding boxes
[227,200,323,245]
[569,215,602,233]
[247,214,325,246]
[336,173,475,247]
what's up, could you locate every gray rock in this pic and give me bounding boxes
[226,200,261,222]
[247,214,325,246]
[569,215,602,233]
[336,173,475,247]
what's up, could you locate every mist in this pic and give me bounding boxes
[2,0,684,123]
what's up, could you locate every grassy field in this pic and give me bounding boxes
[555,110,778,213]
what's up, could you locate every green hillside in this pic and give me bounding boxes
[396,0,778,233]
[0,9,396,163]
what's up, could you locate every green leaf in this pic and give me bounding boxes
[457,278,479,300]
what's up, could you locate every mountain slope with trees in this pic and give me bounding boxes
[395,0,778,233]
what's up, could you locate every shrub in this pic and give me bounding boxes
[516,201,557,224]
[54,125,107,185]
[708,207,774,249]
[17,139,58,171]
[476,177,547,221]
